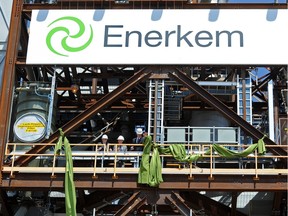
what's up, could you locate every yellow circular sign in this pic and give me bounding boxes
[13,113,47,142]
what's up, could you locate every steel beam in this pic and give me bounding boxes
[181,191,247,216]
[169,68,287,157]
[12,68,151,167]
[85,191,129,211]
[1,173,287,191]
[0,190,13,216]
[0,0,23,185]
[252,68,279,95]
[165,191,192,216]
[231,192,238,216]
[22,2,288,10]
[114,191,146,216]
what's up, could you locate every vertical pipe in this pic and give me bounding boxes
[268,80,275,141]
[241,70,247,122]
[273,84,280,144]
[209,145,213,179]
[160,80,165,144]
[46,72,56,139]
[92,78,97,94]
[241,70,248,145]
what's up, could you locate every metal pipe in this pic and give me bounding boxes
[268,80,275,141]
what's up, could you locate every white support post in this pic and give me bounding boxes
[268,80,275,141]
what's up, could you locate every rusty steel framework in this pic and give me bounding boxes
[0,0,287,215]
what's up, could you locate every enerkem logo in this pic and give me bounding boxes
[46,16,93,57]
[104,25,244,48]
[43,12,244,57]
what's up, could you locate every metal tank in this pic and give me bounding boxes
[13,82,57,144]
[189,110,230,127]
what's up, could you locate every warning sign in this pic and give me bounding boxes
[17,122,45,132]
[14,113,47,142]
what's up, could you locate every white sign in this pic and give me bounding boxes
[13,113,46,142]
[27,9,288,65]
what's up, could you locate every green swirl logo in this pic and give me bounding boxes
[46,16,93,57]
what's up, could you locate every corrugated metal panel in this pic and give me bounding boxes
[0,0,13,95]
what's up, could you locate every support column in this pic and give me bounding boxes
[271,192,282,216]
[231,192,238,216]
[0,0,23,184]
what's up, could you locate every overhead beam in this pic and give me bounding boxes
[169,68,287,157]
[12,68,151,167]
[22,2,288,10]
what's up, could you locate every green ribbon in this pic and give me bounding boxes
[55,129,77,216]
[138,136,266,187]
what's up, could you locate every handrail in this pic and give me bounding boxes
[3,143,288,180]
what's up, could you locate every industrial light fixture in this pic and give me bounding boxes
[71,84,79,94]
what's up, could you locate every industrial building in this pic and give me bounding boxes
[0,0,287,215]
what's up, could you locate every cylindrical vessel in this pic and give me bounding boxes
[13,87,56,144]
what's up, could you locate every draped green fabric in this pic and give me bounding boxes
[148,147,163,187]
[55,129,77,216]
[205,137,266,158]
[137,135,153,184]
[159,144,201,162]
[138,136,266,187]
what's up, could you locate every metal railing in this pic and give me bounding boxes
[3,143,288,180]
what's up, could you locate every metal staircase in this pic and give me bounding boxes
[148,79,165,143]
